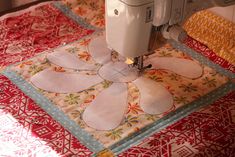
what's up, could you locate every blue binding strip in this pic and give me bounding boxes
[110,81,235,155]
[2,68,104,153]
[169,40,235,79]
[52,1,102,31]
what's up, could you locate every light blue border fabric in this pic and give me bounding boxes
[2,68,104,153]
[52,1,103,32]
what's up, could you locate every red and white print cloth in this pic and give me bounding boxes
[0,1,234,157]
[184,36,235,73]
[0,75,92,156]
[119,91,235,157]
[0,2,94,156]
[0,2,93,68]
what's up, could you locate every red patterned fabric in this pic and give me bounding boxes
[0,75,93,156]
[119,91,235,157]
[184,36,235,73]
[0,2,234,157]
[0,3,93,68]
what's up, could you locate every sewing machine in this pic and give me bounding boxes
[105,0,235,71]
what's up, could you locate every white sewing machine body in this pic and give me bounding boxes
[105,0,235,69]
[105,0,154,58]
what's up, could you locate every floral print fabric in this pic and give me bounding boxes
[10,32,229,147]
[62,0,105,28]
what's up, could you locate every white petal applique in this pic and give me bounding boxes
[83,83,128,130]
[47,51,98,71]
[88,35,111,65]
[146,57,203,79]
[133,77,173,115]
[30,69,103,93]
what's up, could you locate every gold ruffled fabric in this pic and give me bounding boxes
[184,10,235,65]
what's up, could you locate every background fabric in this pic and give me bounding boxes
[0,2,93,70]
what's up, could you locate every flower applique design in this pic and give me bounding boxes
[30,34,203,131]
